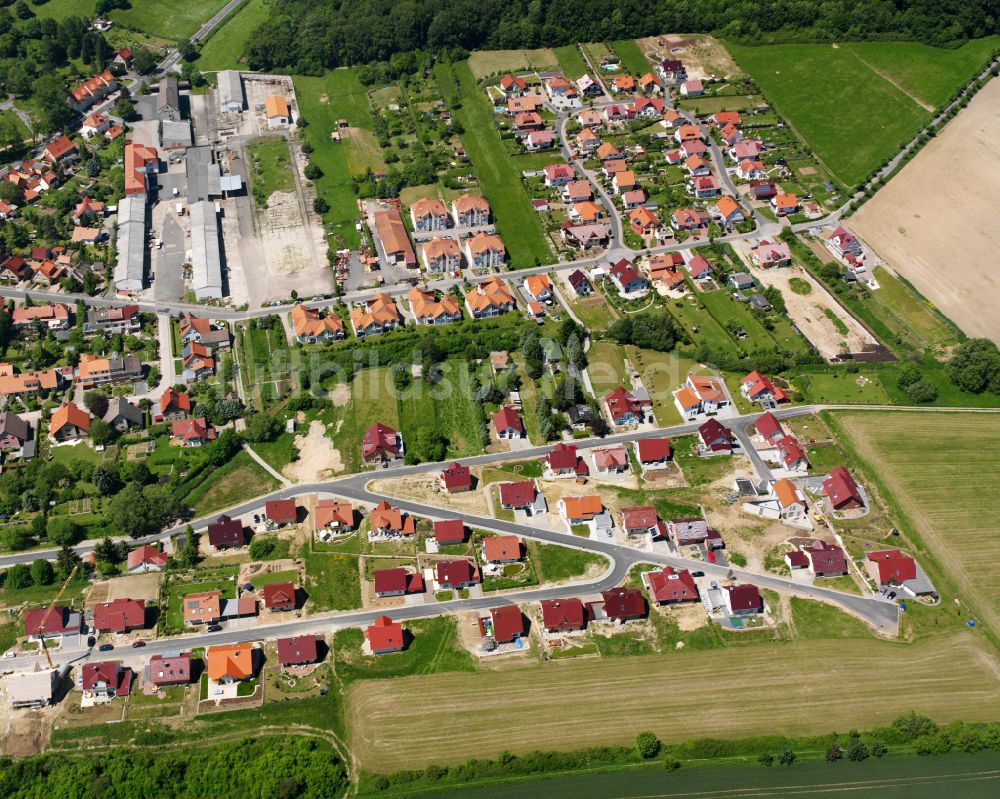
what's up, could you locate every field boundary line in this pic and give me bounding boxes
[846,47,934,112]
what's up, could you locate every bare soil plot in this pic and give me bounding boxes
[283,420,344,482]
[733,242,877,359]
[638,34,742,79]
[834,412,1000,631]
[851,78,1000,343]
[347,633,1000,770]
[369,475,490,516]
[85,573,161,607]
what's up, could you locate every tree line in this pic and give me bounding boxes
[243,0,999,75]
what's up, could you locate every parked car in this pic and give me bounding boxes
[131,640,146,648]
[98,643,114,652]
[2,650,15,659]
[206,624,223,632]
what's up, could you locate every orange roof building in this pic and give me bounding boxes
[49,402,90,441]
[419,237,462,273]
[124,142,159,196]
[183,590,221,626]
[373,209,416,267]
[408,286,462,325]
[315,499,354,529]
[370,499,415,536]
[463,232,506,268]
[292,304,344,343]
[559,495,603,522]
[465,276,515,317]
[350,292,403,336]
[206,642,254,682]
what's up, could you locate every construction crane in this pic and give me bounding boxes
[36,565,79,669]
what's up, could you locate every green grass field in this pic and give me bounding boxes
[302,547,360,611]
[530,542,606,583]
[183,450,279,515]
[412,751,1000,799]
[245,136,294,202]
[868,267,960,351]
[466,49,559,81]
[197,0,269,70]
[609,39,649,75]
[448,62,552,267]
[727,39,1000,185]
[586,341,628,397]
[553,45,589,79]
[800,371,892,405]
[111,0,229,41]
[833,412,1000,635]
[294,69,377,247]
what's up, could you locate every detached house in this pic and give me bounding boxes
[828,226,863,259]
[724,584,763,616]
[609,259,649,296]
[49,402,90,442]
[602,587,647,622]
[546,442,588,477]
[771,193,798,216]
[207,514,244,550]
[711,196,744,226]
[483,535,522,564]
[492,405,525,439]
[315,500,355,532]
[93,598,146,634]
[369,499,415,536]
[628,207,660,238]
[823,466,864,510]
[365,616,404,654]
[157,387,191,422]
[82,661,132,702]
[645,567,698,605]
[741,371,789,404]
[543,163,575,187]
[673,373,730,420]
[361,421,402,465]
[775,435,808,472]
[499,481,537,511]
[432,519,466,544]
[619,506,663,537]
[435,560,479,590]
[540,598,586,632]
[171,417,216,447]
[750,240,792,268]
[604,386,652,426]
[567,269,592,295]
[698,418,735,453]
[802,541,848,577]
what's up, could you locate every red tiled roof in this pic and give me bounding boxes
[775,435,806,468]
[866,550,917,583]
[620,506,658,530]
[160,387,191,416]
[754,411,783,440]
[489,605,524,642]
[207,514,243,548]
[276,635,319,666]
[637,437,671,462]
[374,568,408,594]
[126,545,167,571]
[803,541,847,576]
[262,582,296,610]
[440,462,472,491]
[82,661,132,696]
[432,519,465,544]
[365,615,403,652]
[148,653,191,686]
[93,598,145,633]
[435,560,476,588]
[646,567,698,603]
[540,598,585,631]
[265,499,297,524]
[361,421,399,460]
[725,584,763,612]
[823,466,863,509]
[601,587,646,620]
[499,481,535,507]
[546,442,578,470]
[483,535,521,562]
[24,606,77,637]
[492,406,525,435]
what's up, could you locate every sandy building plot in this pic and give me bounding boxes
[638,34,742,79]
[851,78,1000,344]
[369,475,490,516]
[732,242,878,359]
[85,573,161,607]
[347,633,1000,770]
[283,420,344,482]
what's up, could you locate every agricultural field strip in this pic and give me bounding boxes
[834,412,1000,631]
[347,634,1000,770]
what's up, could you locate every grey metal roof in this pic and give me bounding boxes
[160,120,192,148]
[185,146,222,203]
[189,201,223,300]
[157,76,180,116]
[218,70,244,111]
[219,174,242,193]
[113,195,146,292]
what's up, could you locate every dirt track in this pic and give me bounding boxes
[852,78,1000,344]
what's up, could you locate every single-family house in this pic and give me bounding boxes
[724,584,763,616]
[483,535,522,564]
[499,481,536,510]
[567,269,592,295]
[543,163,575,187]
[680,79,704,97]
[492,405,525,439]
[636,437,672,468]
[171,417,216,447]
[698,418,735,453]
[749,179,777,200]
[277,635,321,667]
[373,567,424,597]
[432,519,466,544]
[771,193,798,216]
[361,421,402,465]
[827,226,863,259]
[546,442,588,476]
[262,582,297,612]
[489,605,525,643]
[619,506,661,537]
[82,661,133,701]
[593,446,629,474]
[823,466,864,510]
[802,541,848,577]
[183,591,222,626]
[369,499,415,536]
[126,545,167,574]
[103,397,142,432]
[671,207,709,230]
[741,371,789,404]
[365,616,404,654]
[439,462,472,493]
[601,587,646,622]
[207,643,255,683]
[771,478,807,518]
[49,402,90,442]
[711,195,744,226]
[435,560,479,590]
[645,567,698,605]
[754,411,784,443]
[24,605,81,639]
[628,206,660,237]
[93,598,146,634]
[265,499,298,527]
[207,514,244,550]
[315,500,355,532]
[609,259,649,295]
[540,598,586,632]
[604,386,652,426]
[751,240,792,268]
[157,387,191,422]
[558,495,603,524]
[147,653,191,687]
[865,550,917,586]
[775,435,808,472]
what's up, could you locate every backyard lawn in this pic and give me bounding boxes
[447,62,552,267]
[609,39,650,75]
[294,69,378,247]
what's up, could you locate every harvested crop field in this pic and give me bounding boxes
[833,411,1000,630]
[851,78,1000,344]
[347,633,1000,770]
[468,49,558,80]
